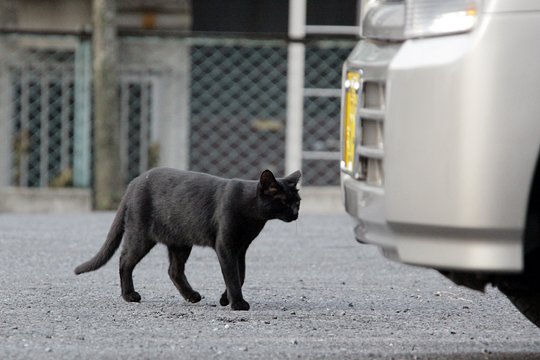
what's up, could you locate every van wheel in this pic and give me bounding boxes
[498,280,540,328]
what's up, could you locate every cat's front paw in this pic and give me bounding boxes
[187,291,202,303]
[122,291,141,303]
[231,299,250,311]
[219,291,229,306]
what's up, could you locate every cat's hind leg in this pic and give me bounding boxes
[167,245,202,303]
[119,233,155,302]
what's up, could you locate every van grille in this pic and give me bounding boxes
[342,40,401,187]
[358,81,385,186]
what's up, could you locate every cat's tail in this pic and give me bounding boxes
[74,196,128,275]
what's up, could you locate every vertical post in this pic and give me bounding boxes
[39,74,50,187]
[285,0,306,175]
[139,79,149,173]
[0,36,12,186]
[92,0,123,209]
[0,1,17,186]
[156,38,190,171]
[73,37,92,188]
[20,72,29,186]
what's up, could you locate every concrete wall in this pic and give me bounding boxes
[0,187,92,213]
[17,0,92,32]
[119,37,191,171]
[11,0,191,32]
[0,186,344,214]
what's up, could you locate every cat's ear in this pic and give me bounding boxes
[260,169,280,195]
[285,170,302,186]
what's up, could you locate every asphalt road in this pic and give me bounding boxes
[1,212,539,359]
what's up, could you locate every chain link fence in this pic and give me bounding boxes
[190,38,354,184]
[0,32,354,189]
[190,38,288,180]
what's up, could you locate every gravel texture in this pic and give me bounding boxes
[1,212,539,359]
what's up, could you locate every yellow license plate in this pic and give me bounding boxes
[343,71,361,172]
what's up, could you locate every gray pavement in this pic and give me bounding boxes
[1,212,539,359]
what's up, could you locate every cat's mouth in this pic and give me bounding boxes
[281,214,299,222]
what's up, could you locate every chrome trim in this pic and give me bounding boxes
[358,145,384,159]
[359,108,384,121]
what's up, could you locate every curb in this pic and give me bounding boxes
[300,186,345,214]
[0,186,344,214]
[0,187,92,213]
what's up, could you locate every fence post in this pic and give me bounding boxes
[92,0,123,209]
[157,39,191,171]
[73,37,92,188]
[0,36,12,186]
[285,0,306,176]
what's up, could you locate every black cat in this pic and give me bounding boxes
[75,168,301,311]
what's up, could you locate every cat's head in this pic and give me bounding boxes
[258,169,301,222]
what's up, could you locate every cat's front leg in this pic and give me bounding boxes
[219,291,230,306]
[216,244,249,311]
[220,249,247,307]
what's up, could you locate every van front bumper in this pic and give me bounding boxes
[342,173,522,272]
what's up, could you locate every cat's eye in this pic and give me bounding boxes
[280,198,299,207]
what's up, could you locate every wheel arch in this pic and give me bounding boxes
[524,146,540,258]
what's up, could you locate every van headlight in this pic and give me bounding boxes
[361,0,481,40]
[405,0,480,38]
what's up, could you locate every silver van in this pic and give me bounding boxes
[340,0,540,327]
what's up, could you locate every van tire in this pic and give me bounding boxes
[498,282,540,328]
